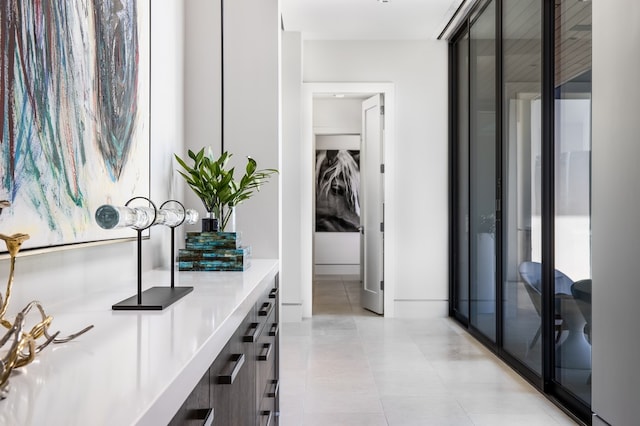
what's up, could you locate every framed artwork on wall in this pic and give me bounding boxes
[315,149,360,232]
[0,1,151,253]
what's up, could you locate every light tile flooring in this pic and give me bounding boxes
[279,275,579,426]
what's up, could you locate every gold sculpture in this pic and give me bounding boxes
[0,202,93,399]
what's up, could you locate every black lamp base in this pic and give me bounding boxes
[112,286,194,311]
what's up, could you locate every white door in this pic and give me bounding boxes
[360,94,384,314]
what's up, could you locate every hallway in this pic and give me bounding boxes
[279,275,578,425]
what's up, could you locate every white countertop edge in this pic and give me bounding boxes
[0,259,280,426]
[136,260,279,425]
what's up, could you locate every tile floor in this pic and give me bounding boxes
[279,275,579,426]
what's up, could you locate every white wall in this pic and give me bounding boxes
[592,1,640,424]
[281,31,303,321]
[4,1,185,312]
[313,98,362,133]
[314,232,360,275]
[182,0,222,221]
[222,0,280,259]
[152,0,187,263]
[181,0,280,259]
[303,40,449,318]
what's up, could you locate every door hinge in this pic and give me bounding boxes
[380,105,385,115]
[380,222,384,232]
[380,163,385,173]
[380,280,384,290]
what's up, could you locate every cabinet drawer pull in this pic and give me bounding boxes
[189,408,214,426]
[202,408,214,426]
[243,322,260,342]
[258,343,273,361]
[268,323,279,337]
[218,353,245,384]
[260,410,273,426]
[267,379,279,398]
[268,287,279,299]
[258,302,273,317]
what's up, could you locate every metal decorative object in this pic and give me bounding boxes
[96,197,198,310]
[0,201,93,399]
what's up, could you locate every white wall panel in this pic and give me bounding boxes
[223,0,280,259]
[314,98,363,134]
[592,1,640,424]
[281,31,303,321]
[314,233,360,265]
[303,40,449,316]
[182,0,222,223]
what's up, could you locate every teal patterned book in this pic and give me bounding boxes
[178,232,250,271]
[184,231,241,249]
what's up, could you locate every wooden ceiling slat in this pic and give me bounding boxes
[466,0,590,90]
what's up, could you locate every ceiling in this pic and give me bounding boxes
[280,0,465,40]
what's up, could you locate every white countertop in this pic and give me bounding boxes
[0,259,279,426]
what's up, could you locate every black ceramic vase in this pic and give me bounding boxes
[201,213,218,232]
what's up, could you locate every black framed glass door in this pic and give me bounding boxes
[501,0,542,376]
[469,0,497,342]
[452,31,470,323]
[449,0,592,422]
[553,0,592,408]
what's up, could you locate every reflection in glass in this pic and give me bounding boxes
[554,0,592,405]
[469,0,496,341]
[502,0,542,375]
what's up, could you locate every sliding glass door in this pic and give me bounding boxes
[450,0,592,421]
[501,0,542,375]
[452,32,470,322]
[469,0,497,342]
[554,0,592,406]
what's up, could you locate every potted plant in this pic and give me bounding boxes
[175,147,277,232]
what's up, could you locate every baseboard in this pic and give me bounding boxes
[281,303,303,322]
[592,414,612,426]
[393,299,448,318]
[314,264,360,275]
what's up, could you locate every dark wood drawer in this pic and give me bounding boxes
[171,273,279,426]
[169,368,211,425]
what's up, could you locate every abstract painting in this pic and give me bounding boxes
[0,1,150,251]
[315,149,360,232]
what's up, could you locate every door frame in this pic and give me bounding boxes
[302,82,395,318]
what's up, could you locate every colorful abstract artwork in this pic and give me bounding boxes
[0,1,150,251]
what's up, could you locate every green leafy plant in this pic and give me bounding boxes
[175,148,278,231]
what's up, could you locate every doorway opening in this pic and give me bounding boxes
[302,83,395,318]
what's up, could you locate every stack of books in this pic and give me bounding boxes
[178,232,251,271]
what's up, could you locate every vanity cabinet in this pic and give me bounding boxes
[210,308,257,426]
[169,368,213,425]
[254,278,280,426]
[1,260,279,425]
[170,274,279,426]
